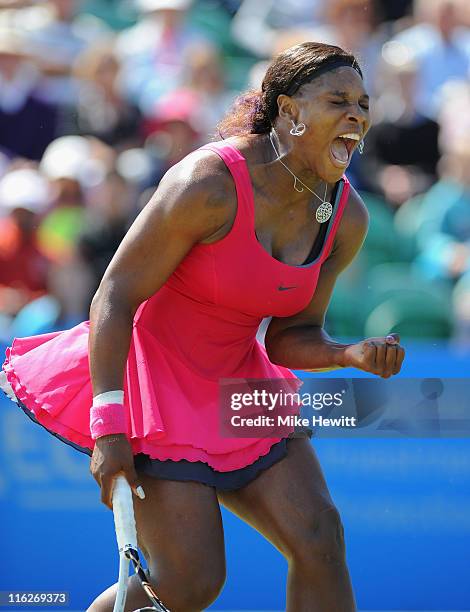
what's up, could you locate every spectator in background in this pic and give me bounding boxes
[21,0,107,106]
[0,169,51,321]
[245,0,386,95]
[414,127,470,346]
[78,170,135,306]
[70,39,142,149]
[38,136,94,263]
[36,136,115,324]
[415,81,470,283]
[143,88,203,181]
[230,0,323,58]
[356,47,440,205]
[116,0,211,115]
[307,0,384,92]
[179,41,234,137]
[0,28,58,161]
[392,0,470,117]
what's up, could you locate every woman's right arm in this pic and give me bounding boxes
[88,152,231,507]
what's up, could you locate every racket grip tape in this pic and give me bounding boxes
[113,474,138,552]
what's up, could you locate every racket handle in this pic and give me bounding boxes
[113,474,138,552]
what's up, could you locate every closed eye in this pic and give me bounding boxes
[330,99,369,111]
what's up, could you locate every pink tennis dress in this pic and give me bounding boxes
[1,142,350,480]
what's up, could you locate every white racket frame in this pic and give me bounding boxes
[112,475,138,612]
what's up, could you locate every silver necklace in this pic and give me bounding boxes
[269,131,333,223]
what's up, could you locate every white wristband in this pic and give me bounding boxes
[93,390,124,407]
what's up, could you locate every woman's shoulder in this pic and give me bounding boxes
[167,145,234,193]
[159,135,265,211]
[149,144,239,242]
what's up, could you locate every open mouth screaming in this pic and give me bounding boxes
[330,133,360,168]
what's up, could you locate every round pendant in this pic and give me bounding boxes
[315,201,333,223]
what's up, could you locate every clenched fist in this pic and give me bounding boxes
[343,333,405,378]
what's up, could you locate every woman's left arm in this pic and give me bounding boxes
[265,187,405,379]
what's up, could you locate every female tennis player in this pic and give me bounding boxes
[1,42,405,611]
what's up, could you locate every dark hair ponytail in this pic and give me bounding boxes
[217,42,362,139]
[216,89,270,137]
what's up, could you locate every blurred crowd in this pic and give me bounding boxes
[0,0,469,346]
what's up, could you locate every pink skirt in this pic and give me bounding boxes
[1,320,300,472]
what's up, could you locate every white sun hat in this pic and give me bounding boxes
[0,168,50,215]
[39,136,106,188]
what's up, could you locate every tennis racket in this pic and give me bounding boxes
[112,474,170,612]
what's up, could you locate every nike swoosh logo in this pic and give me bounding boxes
[93,418,104,426]
[278,285,298,291]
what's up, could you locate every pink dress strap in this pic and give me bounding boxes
[318,175,350,265]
